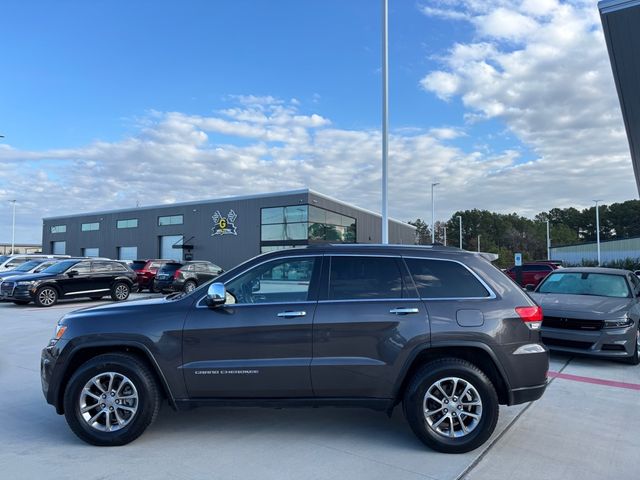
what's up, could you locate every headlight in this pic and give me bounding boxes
[16,281,35,286]
[604,317,634,328]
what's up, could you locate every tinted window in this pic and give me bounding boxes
[538,272,631,298]
[15,261,42,272]
[328,256,404,300]
[226,257,317,304]
[111,262,128,272]
[523,264,552,272]
[92,262,113,273]
[72,262,92,274]
[405,258,490,299]
[131,261,147,270]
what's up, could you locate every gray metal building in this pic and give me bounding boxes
[42,189,416,270]
[550,236,640,265]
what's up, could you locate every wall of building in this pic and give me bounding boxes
[42,190,416,270]
[550,237,640,265]
[0,244,42,255]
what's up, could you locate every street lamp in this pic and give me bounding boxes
[381,0,389,244]
[9,200,16,254]
[477,234,481,252]
[431,182,439,243]
[593,199,602,266]
[545,219,551,261]
[457,215,463,249]
[443,224,447,246]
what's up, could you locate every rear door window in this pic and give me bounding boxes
[404,258,490,299]
[328,256,405,300]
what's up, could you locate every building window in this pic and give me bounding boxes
[82,247,100,257]
[158,215,183,226]
[51,225,66,234]
[117,219,138,229]
[51,241,66,254]
[118,246,138,260]
[81,222,100,232]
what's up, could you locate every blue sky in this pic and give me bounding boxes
[0,1,637,243]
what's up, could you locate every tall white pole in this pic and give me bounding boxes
[458,215,463,249]
[10,200,16,254]
[431,182,439,243]
[443,224,447,246]
[546,219,550,260]
[477,234,481,252]
[596,203,601,266]
[381,0,389,244]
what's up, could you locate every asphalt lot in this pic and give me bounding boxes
[0,295,638,480]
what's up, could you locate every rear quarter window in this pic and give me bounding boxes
[404,258,490,299]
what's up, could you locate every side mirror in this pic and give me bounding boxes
[6,263,16,268]
[525,284,535,292]
[67,270,78,277]
[206,282,226,307]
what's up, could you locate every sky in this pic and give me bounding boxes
[0,0,637,244]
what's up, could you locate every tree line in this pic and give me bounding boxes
[409,199,640,268]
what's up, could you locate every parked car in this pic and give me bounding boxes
[0,259,60,280]
[0,254,69,272]
[153,260,223,293]
[42,244,548,452]
[1,258,137,307]
[529,267,640,364]
[506,261,561,288]
[134,259,173,292]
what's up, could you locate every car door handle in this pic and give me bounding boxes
[389,307,420,315]
[277,311,307,318]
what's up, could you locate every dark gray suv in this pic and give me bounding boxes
[41,244,548,453]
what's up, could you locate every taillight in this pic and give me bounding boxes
[173,269,182,280]
[515,306,543,330]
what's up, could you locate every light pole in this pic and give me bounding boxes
[457,215,463,249]
[443,224,447,246]
[381,0,389,244]
[9,200,16,254]
[545,219,550,261]
[477,234,481,252]
[593,200,602,265]
[431,182,439,243]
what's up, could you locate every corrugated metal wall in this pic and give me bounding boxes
[550,237,640,265]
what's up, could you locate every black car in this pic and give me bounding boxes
[153,261,223,293]
[41,244,548,452]
[1,258,137,307]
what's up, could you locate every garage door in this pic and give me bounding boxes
[160,235,183,261]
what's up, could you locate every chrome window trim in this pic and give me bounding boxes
[317,297,421,304]
[196,254,323,308]
[402,256,497,300]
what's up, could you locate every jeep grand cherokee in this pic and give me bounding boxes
[41,244,548,453]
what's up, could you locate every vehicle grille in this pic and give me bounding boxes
[1,281,15,296]
[542,316,604,331]
[542,337,594,350]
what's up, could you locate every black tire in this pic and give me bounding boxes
[12,300,29,305]
[183,280,197,293]
[622,328,640,365]
[34,285,59,307]
[110,282,131,301]
[403,358,499,454]
[63,353,160,446]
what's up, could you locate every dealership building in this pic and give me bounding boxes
[41,189,416,270]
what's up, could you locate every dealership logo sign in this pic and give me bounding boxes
[212,210,238,236]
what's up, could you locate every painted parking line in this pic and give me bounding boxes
[548,370,640,391]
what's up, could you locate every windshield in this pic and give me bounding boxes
[15,261,42,272]
[40,260,79,274]
[538,272,631,298]
[159,263,182,273]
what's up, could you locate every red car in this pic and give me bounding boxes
[506,261,561,288]
[134,259,173,292]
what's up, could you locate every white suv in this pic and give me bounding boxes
[0,254,69,272]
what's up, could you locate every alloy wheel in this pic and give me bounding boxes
[114,284,129,300]
[423,376,483,438]
[38,288,57,306]
[78,372,139,432]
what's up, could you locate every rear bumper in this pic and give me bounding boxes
[508,382,547,405]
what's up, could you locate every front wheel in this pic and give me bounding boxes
[111,282,130,301]
[63,353,160,446]
[34,286,58,307]
[403,358,499,454]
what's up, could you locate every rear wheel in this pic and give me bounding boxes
[403,358,499,453]
[183,280,197,293]
[63,353,160,446]
[111,282,130,302]
[34,286,58,307]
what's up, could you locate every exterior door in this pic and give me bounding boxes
[311,255,429,398]
[182,255,321,398]
[160,235,183,261]
[58,261,94,295]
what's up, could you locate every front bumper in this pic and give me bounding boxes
[0,283,35,301]
[41,340,67,413]
[541,325,636,359]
